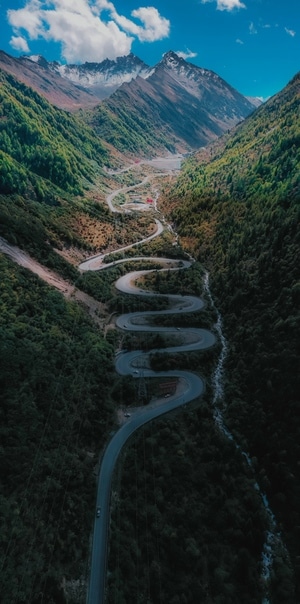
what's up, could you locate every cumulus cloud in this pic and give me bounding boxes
[285,27,296,37]
[106,4,170,42]
[7,0,170,63]
[201,0,246,11]
[176,49,198,60]
[8,3,44,39]
[236,38,244,44]
[10,36,30,52]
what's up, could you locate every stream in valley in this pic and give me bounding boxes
[203,272,287,603]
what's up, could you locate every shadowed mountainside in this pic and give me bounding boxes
[164,71,300,602]
[84,51,258,156]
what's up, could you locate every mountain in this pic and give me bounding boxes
[0,67,109,197]
[169,70,300,210]
[1,48,299,601]
[0,50,258,154]
[0,50,100,111]
[28,52,152,100]
[164,71,300,598]
[87,51,258,155]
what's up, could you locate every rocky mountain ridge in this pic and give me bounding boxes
[0,48,260,116]
[28,52,152,100]
[0,50,100,110]
[0,47,261,155]
[88,50,258,154]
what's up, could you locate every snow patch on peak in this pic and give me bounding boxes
[144,68,155,80]
[25,53,151,99]
[162,51,181,67]
[27,55,41,63]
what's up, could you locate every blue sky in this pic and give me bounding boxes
[0,0,299,99]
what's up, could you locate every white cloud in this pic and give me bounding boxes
[285,27,296,37]
[108,5,170,42]
[10,36,30,52]
[249,21,257,35]
[201,0,246,11]
[8,2,44,39]
[217,0,246,9]
[7,0,170,63]
[236,38,244,44]
[176,49,198,60]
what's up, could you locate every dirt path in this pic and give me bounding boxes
[0,236,106,327]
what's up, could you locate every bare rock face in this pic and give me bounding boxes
[0,51,101,111]
[21,52,152,101]
[97,51,258,152]
[51,53,152,100]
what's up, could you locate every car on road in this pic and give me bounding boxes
[96,507,101,517]
[124,413,131,418]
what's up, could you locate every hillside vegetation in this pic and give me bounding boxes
[0,254,116,603]
[0,69,109,197]
[1,59,299,602]
[0,70,158,280]
[0,72,164,602]
[84,89,175,157]
[164,72,300,600]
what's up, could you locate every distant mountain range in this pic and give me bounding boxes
[1,38,300,602]
[0,49,259,154]
[0,49,151,108]
[0,50,100,111]
[28,51,152,100]
[86,51,259,154]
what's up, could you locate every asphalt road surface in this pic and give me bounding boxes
[87,262,215,604]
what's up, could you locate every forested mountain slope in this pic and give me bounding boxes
[0,254,116,603]
[0,69,109,197]
[0,70,154,279]
[164,71,300,601]
[0,69,152,603]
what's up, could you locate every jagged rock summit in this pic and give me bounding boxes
[28,52,152,100]
[0,50,100,110]
[95,50,258,152]
[0,48,260,153]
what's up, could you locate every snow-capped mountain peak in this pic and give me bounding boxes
[27,53,151,100]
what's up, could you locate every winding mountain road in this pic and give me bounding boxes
[0,157,215,604]
[85,182,216,603]
[78,221,164,272]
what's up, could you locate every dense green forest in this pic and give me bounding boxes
[0,254,116,603]
[0,69,174,603]
[108,411,267,604]
[163,72,300,598]
[170,72,299,206]
[0,70,110,197]
[106,269,264,603]
[105,262,294,603]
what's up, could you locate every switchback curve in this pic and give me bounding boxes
[87,256,216,604]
